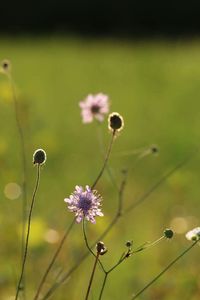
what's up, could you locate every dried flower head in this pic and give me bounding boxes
[96,241,107,255]
[164,228,174,239]
[33,149,47,165]
[185,227,200,241]
[108,112,124,133]
[64,185,103,224]
[79,93,109,123]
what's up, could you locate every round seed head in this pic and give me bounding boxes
[33,149,47,165]
[164,228,174,239]
[151,145,159,154]
[126,240,133,248]
[108,112,124,132]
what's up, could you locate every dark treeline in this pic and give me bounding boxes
[1,0,200,37]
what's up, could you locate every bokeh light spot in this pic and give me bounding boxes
[170,217,188,234]
[44,229,60,244]
[4,182,21,200]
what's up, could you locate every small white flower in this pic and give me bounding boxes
[185,227,200,241]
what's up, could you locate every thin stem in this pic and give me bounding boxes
[132,236,165,253]
[7,72,28,298]
[91,131,115,189]
[41,152,195,299]
[96,124,119,191]
[15,164,41,300]
[124,150,198,214]
[33,218,76,300]
[98,273,108,300]
[82,219,106,273]
[97,235,168,299]
[131,241,198,300]
[9,74,28,250]
[85,252,100,300]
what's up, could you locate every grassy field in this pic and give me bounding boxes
[0,37,200,300]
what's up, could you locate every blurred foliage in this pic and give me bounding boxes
[0,37,200,299]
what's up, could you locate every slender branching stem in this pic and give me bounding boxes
[131,241,198,300]
[124,150,198,214]
[33,218,76,300]
[85,252,100,300]
[98,234,167,299]
[15,164,41,300]
[82,219,106,273]
[41,152,196,300]
[91,131,116,189]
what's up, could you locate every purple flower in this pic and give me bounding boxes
[79,93,109,123]
[64,185,104,224]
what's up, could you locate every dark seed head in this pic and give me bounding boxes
[96,241,107,255]
[33,149,47,165]
[164,228,174,239]
[108,112,124,132]
[126,240,133,248]
[151,145,159,154]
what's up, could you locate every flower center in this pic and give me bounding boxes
[78,196,92,212]
[91,105,100,114]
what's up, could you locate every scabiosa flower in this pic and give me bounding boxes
[79,93,109,123]
[64,185,103,223]
[185,227,200,241]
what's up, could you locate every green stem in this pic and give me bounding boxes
[91,131,115,189]
[85,252,100,300]
[98,273,108,300]
[33,218,76,300]
[82,219,106,273]
[131,241,198,300]
[8,72,28,299]
[15,164,40,300]
[41,152,196,299]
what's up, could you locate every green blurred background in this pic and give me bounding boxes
[0,37,200,299]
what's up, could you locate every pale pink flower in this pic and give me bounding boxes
[64,185,104,224]
[79,93,109,123]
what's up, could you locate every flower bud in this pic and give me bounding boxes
[126,240,133,248]
[151,145,159,154]
[164,228,174,239]
[1,59,11,72]
[108,112,124,133]
[33,149,47,165]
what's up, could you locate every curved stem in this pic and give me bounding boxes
[91,131,115,190]
[7,73,28,298]
[41,152,196,299]
[15,164,41,300]
[131,241,198,300]
[9,73,28,254]
[33,218,76,300]
[82,219,106,273]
